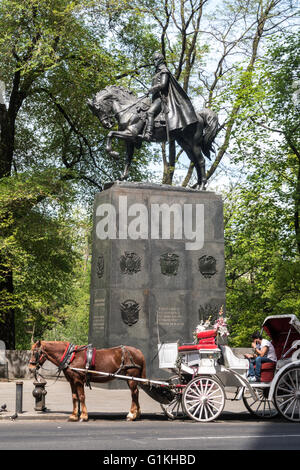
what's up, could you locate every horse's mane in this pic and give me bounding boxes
[101,85,136,102]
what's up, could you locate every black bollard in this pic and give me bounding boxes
[15,381,23,414]
[32,381,47,411]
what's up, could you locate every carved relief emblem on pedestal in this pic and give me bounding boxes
[96,254,104,278]
[198,302,221,324]
[120,252,141,275]
[198,255,217,278]
[160,252,179,276]
[120,299,140,326]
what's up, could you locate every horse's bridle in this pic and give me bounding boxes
[29,347,47,370]
[96,92,148,125]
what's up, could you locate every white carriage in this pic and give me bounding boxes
[158,314,300,422]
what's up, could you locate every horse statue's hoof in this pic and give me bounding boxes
[143,133,152,142]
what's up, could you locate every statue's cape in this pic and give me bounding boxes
[160,66,198,132]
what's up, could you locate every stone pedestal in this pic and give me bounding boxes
[88,182,226,381]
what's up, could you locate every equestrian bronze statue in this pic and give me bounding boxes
[88,53,219,189]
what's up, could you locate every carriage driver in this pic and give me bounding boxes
[143,52,198,141]
[244,331,277,383]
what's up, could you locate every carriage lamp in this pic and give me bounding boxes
[32,381,47,411]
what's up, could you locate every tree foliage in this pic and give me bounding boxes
[0,0,155,347]
[225,31,300,346]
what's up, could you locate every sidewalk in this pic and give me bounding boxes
[0,378,163,421]
[0,378,246,421]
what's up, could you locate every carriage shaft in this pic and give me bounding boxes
[70,367,170,386]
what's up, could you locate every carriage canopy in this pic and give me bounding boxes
[262,314,300,360]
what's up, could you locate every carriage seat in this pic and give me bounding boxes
[178,329,218,352]
[256,339,300,382]
[220,345,249,370]
[196,329,217,340]
[259,362,276,382]
[178,343,218,352]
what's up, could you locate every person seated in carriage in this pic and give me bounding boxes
[245,331,277,383]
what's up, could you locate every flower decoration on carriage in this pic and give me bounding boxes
[193,306,229,343]
[193,317,212,343]
[213,306,229,338]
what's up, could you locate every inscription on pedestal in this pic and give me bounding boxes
[157,307,184,327]
[93,298,105,334]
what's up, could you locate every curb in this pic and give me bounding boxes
[0,411,167,421]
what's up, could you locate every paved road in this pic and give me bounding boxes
[1,415,300,452]
[1,379,300,457]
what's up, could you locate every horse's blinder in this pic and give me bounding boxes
[29,347,46,369]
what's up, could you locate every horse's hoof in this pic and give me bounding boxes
[126,412,135,421]
[80,415,89,423]
[68,415,79,422]
[126,411,140,421]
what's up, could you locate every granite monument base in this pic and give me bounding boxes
[88,182,226,386]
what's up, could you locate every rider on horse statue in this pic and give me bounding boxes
[144,52,198,141]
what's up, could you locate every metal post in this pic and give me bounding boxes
[15,381,23,414]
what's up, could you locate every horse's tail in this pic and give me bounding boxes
[197,108,219,160]
[140,356,146,379]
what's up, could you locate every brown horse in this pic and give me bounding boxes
[29,340,146,422]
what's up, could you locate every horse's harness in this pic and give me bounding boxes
[31,343,141,387]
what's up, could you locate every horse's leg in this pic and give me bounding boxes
[68,381,80,422]
[77,382,89,422]
[191,156,205,190]
[120,142,135,181]
[107,129,137,160]
[192,124,207,190]
[126,379,141,421]
[175,136,199,187]
[177,130,205,190]
[106,132,119,159]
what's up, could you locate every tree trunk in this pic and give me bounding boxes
[0,253,15,349]
[0,74,23,349]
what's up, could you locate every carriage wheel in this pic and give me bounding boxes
[274,366,300,422]
[182,376,225,422]
[242,387,278,419]
[160,395,184,420]
[160,375,184,420]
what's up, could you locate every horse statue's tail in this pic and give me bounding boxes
[197,108,219,160]
[141,356,146,379]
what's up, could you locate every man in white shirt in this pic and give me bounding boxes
[245,331,277,383]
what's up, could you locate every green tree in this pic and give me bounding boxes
[224,31,300,345]
[0,0,153,348]
[128,0,299,187]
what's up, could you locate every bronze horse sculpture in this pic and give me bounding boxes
[29,340,146,422]
[88,85,218,190]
